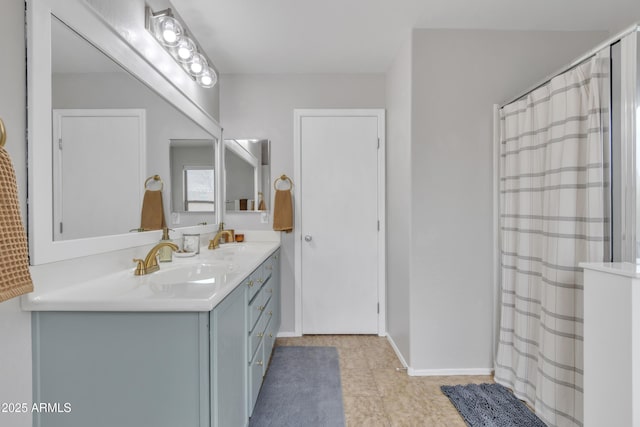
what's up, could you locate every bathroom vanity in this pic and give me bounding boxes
[25,242,280,427]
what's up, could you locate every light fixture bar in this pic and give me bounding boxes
[145,6,218,89]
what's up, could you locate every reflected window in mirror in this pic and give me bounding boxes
[170,139,216,214]
[184,168,214,212]
[224,139,270,213]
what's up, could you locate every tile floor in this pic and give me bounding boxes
[276,335,494,426]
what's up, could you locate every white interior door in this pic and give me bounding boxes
[53,109,145,240]
[298,112,382,334]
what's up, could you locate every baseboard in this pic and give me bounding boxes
[276,331,301,338]
[407,367,494,377]
[386,334,409,369]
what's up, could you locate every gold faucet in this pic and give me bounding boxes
[133,242,179,275]
[209,230,234,250]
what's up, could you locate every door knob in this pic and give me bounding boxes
[304,235,312,242]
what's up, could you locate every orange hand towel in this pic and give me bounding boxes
[0,146,33,302]
[140,189,167,230]
[273,189,293,232]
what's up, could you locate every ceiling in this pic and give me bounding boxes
[171,0,640,74]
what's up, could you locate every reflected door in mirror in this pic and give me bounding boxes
[52,109,145,241]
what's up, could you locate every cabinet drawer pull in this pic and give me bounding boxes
[248,280,254,288]
[258,305,264,311]
[257,332,264,338]
[269,333,273,338]
[268,310,273,316]
[257,278,264,284]
[257,360,263,367]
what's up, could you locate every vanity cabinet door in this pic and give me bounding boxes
[211,284,247,427]
[32,312,208,427]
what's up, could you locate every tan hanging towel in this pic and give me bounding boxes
[273,189,293,232]
[140,190,167,230]
[0,135,34,302]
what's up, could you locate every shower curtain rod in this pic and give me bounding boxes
[499,22,640,108]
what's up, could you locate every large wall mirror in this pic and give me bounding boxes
[29,0,222,264]
[224,139,270,213]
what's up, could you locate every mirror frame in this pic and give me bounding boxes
[28,0,222,264]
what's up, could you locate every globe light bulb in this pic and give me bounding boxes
[188,53,207,76]
[197,67,217,88]
[175,36,195,62]
[153,15,182,47]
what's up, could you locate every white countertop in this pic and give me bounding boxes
[580,262,640,279]
[22,239,280,312]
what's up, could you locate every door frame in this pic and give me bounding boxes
[293,109,386,336]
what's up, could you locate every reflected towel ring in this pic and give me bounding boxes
[274,174,293,191]
[0,118,6,147]
[144,174,164,191]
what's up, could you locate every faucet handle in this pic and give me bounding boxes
[132,258,146,276]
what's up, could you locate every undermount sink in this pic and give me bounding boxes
[144,261,238,287]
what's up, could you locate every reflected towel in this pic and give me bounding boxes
[0,146,33,302]
[140,190,166,230]
[273,189,293,232]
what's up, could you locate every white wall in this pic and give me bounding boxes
[220,74,386,333]
[409,29,608,371]
[0,3,31,427]
[385,35,413,364]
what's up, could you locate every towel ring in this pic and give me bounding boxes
[0,118,6,148]
[274,174,293,191]
[145,175,164,191]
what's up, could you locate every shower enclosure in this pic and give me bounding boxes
[493,25,639,427]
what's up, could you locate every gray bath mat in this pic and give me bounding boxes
[249,346,346,427]
[441,383,546,427]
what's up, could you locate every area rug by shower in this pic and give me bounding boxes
[249,346,345,427]
[441,383,546,427]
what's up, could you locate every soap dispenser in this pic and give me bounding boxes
[159,227,173,262]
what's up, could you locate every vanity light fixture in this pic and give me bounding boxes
[145,7,218,88]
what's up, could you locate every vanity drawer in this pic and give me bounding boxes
[263,257,274,282]
[253,266,267,293]
[248,339,265,416]
[248,306,270,361]
[248,285,268,333]
[246,270,261,302]
[262,278,274,303]
[264,318,277,369]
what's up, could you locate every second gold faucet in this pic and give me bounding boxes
[209,230,234,250]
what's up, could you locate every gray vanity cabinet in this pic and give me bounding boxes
[32,249,280,427]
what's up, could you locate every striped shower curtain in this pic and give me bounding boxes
[495,49,610,427]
